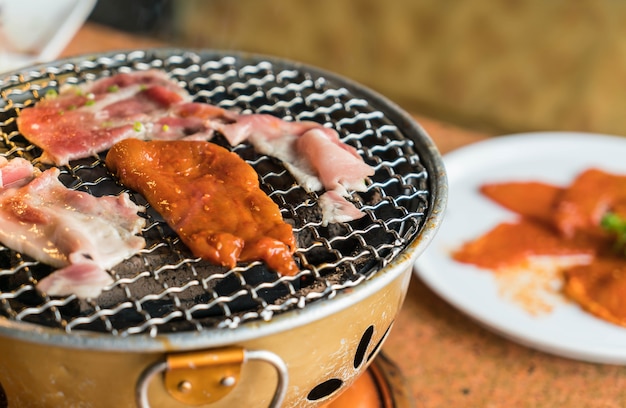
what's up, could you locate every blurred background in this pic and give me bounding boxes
[88,0,626,137]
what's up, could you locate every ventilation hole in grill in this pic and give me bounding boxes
[307,378,344,401]
[354,325,375,369]
[368,324,393,363]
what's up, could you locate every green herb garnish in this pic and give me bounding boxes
[44,89,58,99]
[601,212,626,254]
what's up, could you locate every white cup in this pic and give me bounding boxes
[0,0,97,72]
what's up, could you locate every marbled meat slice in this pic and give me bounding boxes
[0,158,146,298]
[16,70,233,166]
[105,139,298,275]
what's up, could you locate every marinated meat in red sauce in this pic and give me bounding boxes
[105,139,298,276]
[554,168,626,238]
[480,181,563,226]
[453,168,626,327]
[453,221,594,271]
[0,158,146,298]
[564,258,626,327]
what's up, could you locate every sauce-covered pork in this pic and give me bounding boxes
[106,139,298,275]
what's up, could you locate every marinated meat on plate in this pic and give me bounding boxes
[453,167,626,328]
[106,139,298,276]
[0,157,146,298]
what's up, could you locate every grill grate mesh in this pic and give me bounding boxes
[0,50,431,337]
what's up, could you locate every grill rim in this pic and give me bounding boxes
[0,48,447,351]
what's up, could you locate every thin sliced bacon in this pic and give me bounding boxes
[105,139,298,275]
[0,159,146,298]
[216,114,375,224]
[297,128,373,194]
[0,156,35,188]
[318,191,367,226]
[37,263,121,300]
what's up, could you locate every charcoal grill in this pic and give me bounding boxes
[0,49,446,408]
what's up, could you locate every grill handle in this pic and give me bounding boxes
[135,347,289,408]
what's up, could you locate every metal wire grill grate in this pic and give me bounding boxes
[0,50,431,337]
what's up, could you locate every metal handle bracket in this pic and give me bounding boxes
[136,347,288,408]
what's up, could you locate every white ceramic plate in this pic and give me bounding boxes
[414,131,626,364]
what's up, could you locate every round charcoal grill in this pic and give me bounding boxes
[0,49,446,408]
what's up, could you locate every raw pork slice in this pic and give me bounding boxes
[16,70,233,166]
[0,158,146,298]
[106,139,298,275]
[318,190,369,226]
[0,156,35,188]
[216,114,375,224]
